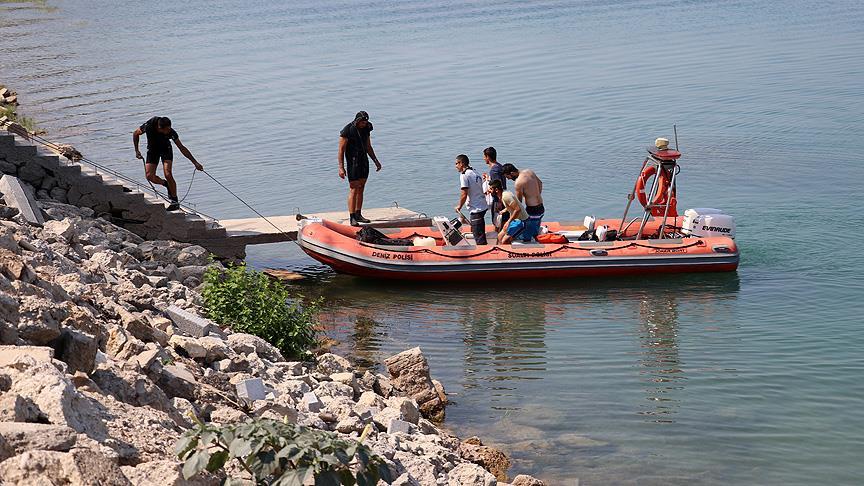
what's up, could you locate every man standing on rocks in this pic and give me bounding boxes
[133,116,203,211]
[338,111,382,226]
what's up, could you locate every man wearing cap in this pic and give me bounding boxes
[338,111,382,226]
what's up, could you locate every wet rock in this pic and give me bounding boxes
[54,328,97,374]
[384,347,446,421]
[458,438,511,482]
[0,422,77,461]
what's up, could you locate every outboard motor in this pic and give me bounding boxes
[681,208,736,239]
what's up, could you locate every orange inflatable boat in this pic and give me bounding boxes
[297,216,738,281]
[297,140,740,281]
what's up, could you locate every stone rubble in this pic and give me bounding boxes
[0,191,548,485]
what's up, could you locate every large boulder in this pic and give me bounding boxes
[0,449,131,486]
[54,328,97,374]
[122,460,218,486]
[226,332,284,362]
[0,356,103,433]
[384,347,446,421]
[0,422,77,461]
[458,437,511,482]
[447,462,496,486]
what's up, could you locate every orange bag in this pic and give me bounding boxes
[536,233,568,244]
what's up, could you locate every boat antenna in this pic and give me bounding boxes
[673,124,679,151]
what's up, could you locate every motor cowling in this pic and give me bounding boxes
[681,208,735,239]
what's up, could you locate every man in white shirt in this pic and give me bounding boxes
[454,154,489,245]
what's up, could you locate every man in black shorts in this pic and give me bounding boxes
[338,111,382,226]
[133,116,203,211]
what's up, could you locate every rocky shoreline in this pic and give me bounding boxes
[0,172,546,484]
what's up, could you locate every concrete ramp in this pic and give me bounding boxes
[218,206,431,245]
[0,174,44,224]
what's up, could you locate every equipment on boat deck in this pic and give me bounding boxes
[433,216,470,247]
[682,209,736,239]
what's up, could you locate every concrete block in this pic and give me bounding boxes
[387,418,412,435]
[0,345,54,367]
[0,174,44,224]
[236,378,267,401]
[300,392,323,413]
[164,305,213,337]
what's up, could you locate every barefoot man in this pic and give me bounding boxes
[133,116,203,211]
[338,111,382,226]
[501,163,544,242]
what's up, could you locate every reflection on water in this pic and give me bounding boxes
[306,272,742,482]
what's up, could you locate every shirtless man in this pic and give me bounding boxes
[501,163,543,241]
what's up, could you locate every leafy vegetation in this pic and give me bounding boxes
[0,104,39,134]
[176,417,392,485]
[202,264,318,359]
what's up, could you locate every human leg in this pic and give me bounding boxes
[470,210,487,245]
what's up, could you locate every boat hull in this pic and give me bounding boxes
[298,218,739,281]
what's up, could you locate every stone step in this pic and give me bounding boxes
[0,134,16,148]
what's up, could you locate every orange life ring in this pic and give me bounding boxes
[635,164,678,217]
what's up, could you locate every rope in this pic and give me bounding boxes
[202,169,298,244]
[14,130,217,220]
[358,239,705,260]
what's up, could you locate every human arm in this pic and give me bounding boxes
[337,136,347,179]
[133,128,143,159]
[514,178,525,204]
[497,197,521,242]
[365,134,381,171]
[174,139,203,170]
[455,188,468,213]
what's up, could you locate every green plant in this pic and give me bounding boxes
[202,264,318,359]
[1,104,39,133]
[176,417,392,485]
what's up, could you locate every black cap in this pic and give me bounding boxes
[354,111,369,122]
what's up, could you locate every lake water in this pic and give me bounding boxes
[2,0,863,484]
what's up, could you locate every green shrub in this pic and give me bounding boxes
[202,265,318,360]
[176,417,392,485]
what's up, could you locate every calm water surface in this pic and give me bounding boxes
[2,1,863,484]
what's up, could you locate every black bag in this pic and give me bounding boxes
[356,227,414,246]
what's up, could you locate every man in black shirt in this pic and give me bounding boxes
[338,111,381,226]
[133,116,203,211]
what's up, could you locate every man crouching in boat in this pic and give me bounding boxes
[489,179,535,244]
[501,163,544,241]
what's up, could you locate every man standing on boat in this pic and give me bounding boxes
[482,146,507,230]
[338,111,382,227]
[133,116,203,211]
[502,163,543,241]
[454,154,489,245]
